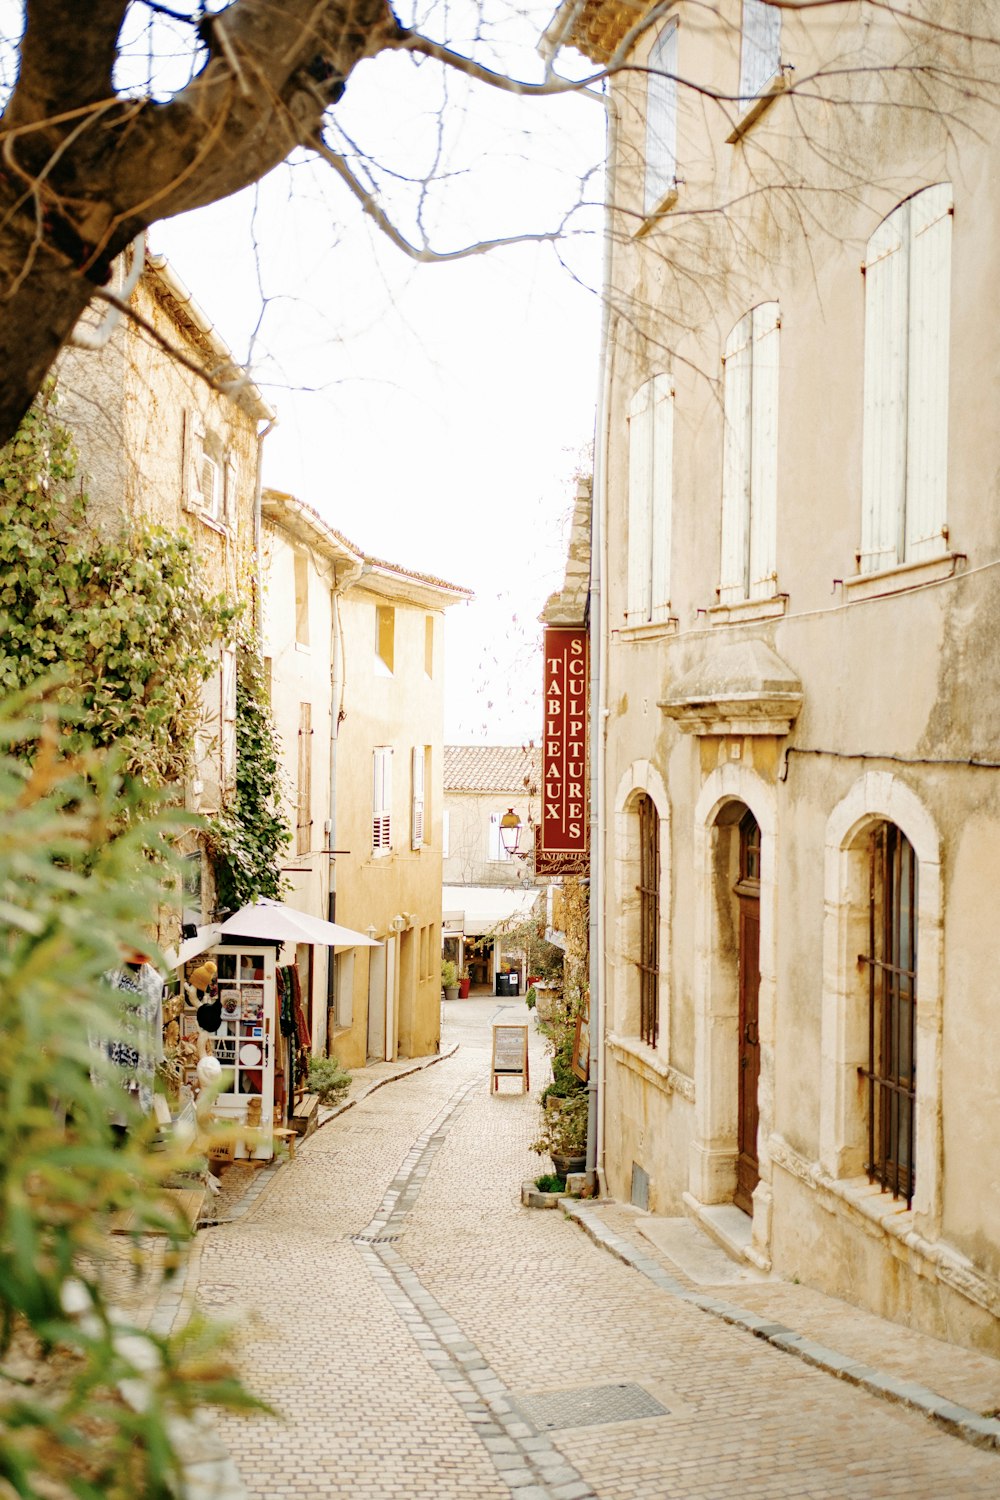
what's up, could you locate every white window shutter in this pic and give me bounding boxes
[182,410,205,512]
[644,21,678,216]
[904,184,952,562]
[373,748,393,853]
[411,746,425,850]
[740,0,782,102]
[748,303,780,600]
[861,209,908,573]
[224,454,238,528]
[627,382,654,622]
[649,374,674,621]
[720,313,753,602]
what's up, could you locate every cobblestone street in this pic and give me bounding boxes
[178,998,1000,1499]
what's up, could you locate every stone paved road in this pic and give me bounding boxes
[190,997,1000,1499]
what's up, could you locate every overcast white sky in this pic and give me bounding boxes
[145,4,606,744]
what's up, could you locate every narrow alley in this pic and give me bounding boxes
[176,999,1000,1500]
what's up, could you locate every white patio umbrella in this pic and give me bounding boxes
[163,924,222,971]
[218,898,381,949]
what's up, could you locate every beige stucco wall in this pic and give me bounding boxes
[442,789,538,887]
[596,1,1000,1350]
[332,582,448,1067]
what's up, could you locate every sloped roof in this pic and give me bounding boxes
[444,745,540,794]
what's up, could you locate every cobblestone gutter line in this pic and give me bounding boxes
[565,1202,1000,1457]
[354,1082,598,1500]
[145,1047,459,1497]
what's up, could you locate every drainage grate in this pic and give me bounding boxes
[512,1382,668,1432]
[350,1233,400,1244]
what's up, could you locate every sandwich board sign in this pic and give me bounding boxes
[491,1023,529,1093]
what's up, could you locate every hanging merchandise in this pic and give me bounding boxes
[97,955,164,1126]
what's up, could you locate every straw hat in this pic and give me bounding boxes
[189,960,217,992]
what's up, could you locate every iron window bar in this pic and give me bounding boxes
[637,794,660,1048]
[858,823,917,1209]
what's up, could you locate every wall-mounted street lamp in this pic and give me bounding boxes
[499,808,522,857]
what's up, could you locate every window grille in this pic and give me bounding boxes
[637,793,659,1047]
[860,822,917,1206]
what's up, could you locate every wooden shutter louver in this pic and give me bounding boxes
[373,748,392,853]
[411,746,425,850]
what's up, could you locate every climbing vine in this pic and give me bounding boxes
[0,393,235,786]
[207,631,290,913]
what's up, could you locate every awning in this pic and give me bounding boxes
[442,885,541,937]
[219,899,381,949]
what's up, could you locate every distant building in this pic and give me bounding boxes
[262,490,470,1065]
[442,744,542,991]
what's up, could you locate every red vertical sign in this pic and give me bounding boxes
[537,628,589,876]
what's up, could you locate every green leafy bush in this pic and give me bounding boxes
[441,959,458,989]
[207,631,290,911]
[0,693,260,1497]
[0,395,234,788]
[307,1056,352,1107]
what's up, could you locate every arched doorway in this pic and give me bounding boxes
[735,809,761,1214]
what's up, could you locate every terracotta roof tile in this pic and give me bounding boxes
[444,745,540,793]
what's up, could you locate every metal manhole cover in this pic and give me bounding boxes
[512,1382,668,1431]
[350,1233,400,1244]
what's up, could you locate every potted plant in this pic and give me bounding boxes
[441,959,459,1001]
[458,966,471,999]
[530,1089,588,1177]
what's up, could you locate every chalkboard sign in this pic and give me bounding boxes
[492,1023,529,1093]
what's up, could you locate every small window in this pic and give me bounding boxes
[488,812,514,863]
[372,746,393,854]
[376,605,395,675]
[294,552,310,647]
[644,19,679,217]
[739,0,781,104]
[425,615,434,678]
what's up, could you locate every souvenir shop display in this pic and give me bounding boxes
[176,944,277,1159]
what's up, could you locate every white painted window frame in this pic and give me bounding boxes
[626,374,674,624]
[720,303,780,605]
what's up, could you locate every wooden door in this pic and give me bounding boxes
[735,896,761,1214]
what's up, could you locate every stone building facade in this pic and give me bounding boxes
[552,1,1000,1350]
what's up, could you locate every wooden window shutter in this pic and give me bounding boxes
[861,207,909,573]
[720,312,753,603]
[748,302,780,600]
[627,381,654,622]
[904,183,952,563]
[411,746,425,850]
[372,747,392,853]
[740,0,781,103]
[644,21,678,216]
[649,373,675,621]
[182,410,205,512]
[297,702,313,855]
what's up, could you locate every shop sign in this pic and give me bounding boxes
[537,627,589,877]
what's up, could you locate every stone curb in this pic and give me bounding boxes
[564,1202,1000,1456]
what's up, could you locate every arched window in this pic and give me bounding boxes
[860,822,918,1204]
[637,793,660,1046]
